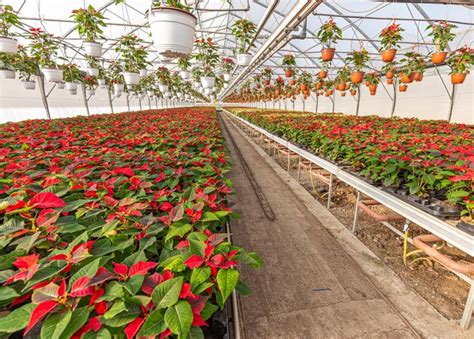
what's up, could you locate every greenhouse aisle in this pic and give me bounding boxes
[219,113,470,339]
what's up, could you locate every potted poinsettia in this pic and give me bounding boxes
[447,46,474,85]
[222,57,234,81]
[379,22,404,62]
[399,51,421,84]
[156,66,171,92]
[85,56,100,76]
[0,51,15,79]
[148,0,197,57]
[364,72,380,95]
[282,54,296,78]
[426,21,457,64]
[382,61,396,84]
[191,66,202,88]
[29,27,63,82]
[231,18,256,66]
[71,5,106,57]
[319,60,330,79]
[177,57,191,80]
[335,65,351,91]
[194,37,219,89]
[346,48,369,83]
[115,34,144,86]
[83,75,97,96]
[97,67,108,88]
[316,18,342,62]
[14,45,38,89]
[0,4,21,53]
[107,61,125,94]
[262,67,273,86]
[136,46,150,77]
[63,63,82,92]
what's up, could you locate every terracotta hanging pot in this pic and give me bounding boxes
[341,91,346,97]
[325,91,330,97]
[365,81,370,87]
[289,79,296,86]
[386,71,394,79]
[285,69,293,78]
[414,72,423,82]
[451,73,466,85]
[321,47,335,61]
[319,70,328,78]
[337,83,346,91]
[256,84,261,89]
[351,89,357,96]
[399,72,415,84]
[275,89,281,96]
[264,80,270,86]
[316,81,323,90]
[369,84,377,92]
[387,78,394,85]
[381,49,397,63]
[300,84,307,91]
[431,51,448,65]
[351,71,365,84]
[399,84,408,92]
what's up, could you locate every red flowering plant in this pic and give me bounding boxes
[229,109,473,216]
[83,75,97,90]
[221,57,235,74]
[379,22,404,51]
[0,108,262,338]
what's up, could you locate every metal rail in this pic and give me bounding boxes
[222,109,474,256]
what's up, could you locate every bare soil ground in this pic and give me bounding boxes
[246,128,471,321]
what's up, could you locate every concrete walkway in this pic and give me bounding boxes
[220,112,473,339]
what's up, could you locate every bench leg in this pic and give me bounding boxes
[352,191,361,233]
[287,150,291,172]
[461,283,474,329]
[327,173,334,209]
[297,156,301,182]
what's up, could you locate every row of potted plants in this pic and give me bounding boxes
[229,108,473,219]
[0,107,262,338]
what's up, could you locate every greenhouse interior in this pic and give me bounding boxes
[0,0,473,338]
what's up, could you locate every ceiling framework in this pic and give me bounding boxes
[4,0,473,101]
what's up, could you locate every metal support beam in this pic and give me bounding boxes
[37,74,51,120]
[107,88,114,114]
[448,84,457,122]
[81,83,90,116]
[390,81,397,118]
[355,86,361,116]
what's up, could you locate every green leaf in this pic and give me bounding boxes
[164,300,193,338]
[151,277,183,308]
[0,250,26,270]
[68,257,100,289]
[96,328,112,339]
[103,300,126,320]
[138,308,166,336]
[190,267,211,290]
[23,262,66,291]
[201,302,218,321]
[188,326,205,339]
[217,269,239,306]
[58,307,90,339]
[236,280,251,296]
[0,286,18,301]
[0,303,35,333]
[121,275,145,295]
[0,219,25,235]
[201,212,219,222]
[189,239,205,256]
[41,309,71,339]
[165,224,191,243]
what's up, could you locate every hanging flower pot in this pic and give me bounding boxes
[319,70,327,78]
[321,48,335,61]
[351,89,357,96]
[0,69,15,79]
[351,71,364,84]
[180,70,190,80]
[0,37,18,54]
[69,89,77,95]
[399,72,414,83]
[57,82,65,89]
[148,7,197,58]
[159,83,169,92]
[381,49,397,62]
[83,41,102,57]
[386,71,394,79]
[200,76,215,89]
[263,79,270,86]
[87,67,99,76]
[369,84,377,95]
[387,78,394,85]
[255,84,261,89]
[147,90,154,97]
[22,80,36,90]
[113,83,124,93]
[223,73,231,82]
[140,69,148,77]
[97,79,107,89]
[341,91,346,97]
[414,72,423,82]
[316,81,323,90]
[431,51,448,65]
[285,69,293,78]
[237,53,252,66]
[41,68,63,82]
[66,82,78,91]
[122,71,140,86]
[337,83,346,91]
[399,84,408,92]
[451,73,466,85]
[289,79,296,86]
[300,84,307,92]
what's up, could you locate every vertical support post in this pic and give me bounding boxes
[37,74,51,119]
[126,94,130,112]
[352,191,361,233]
[287,148,291,172]
[139,96,143,111]
[302,96,305,112]
[355,85,361,116]
[297,156,301,182]
[148,96,151,110]
[447,84,456,123]
[390,80,397,118]
[155,98,158,109]
[292,100,295,111]
[460,284,474,330]
[278,100,281,110]
[107,87,114,114]
[81,83,90,116]
[327,174,334,209]
[284,100,287,110]
[315,94,319,113]
[332,90,336,113]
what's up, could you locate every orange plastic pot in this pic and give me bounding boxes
[431,51,447,65]
[414,72,423,82]
[319,70,327,78]
[386,71,394,79]
[451,73,466,85]
[369,84,377,92]
[316,81,323,90]
[337,83,346,91]
[321,48,335,61]
[387,78,394,85]
[285,69,293,78]
[399,84,408,92]
[289,79,296,86]
[264,80,270,86]
[351,90,357,96]
[351,71,365,84]
[399,72,414,84]
[300,84,307,91]
[256,84,261,89]
[381,49,397,62]
[341,91,346,97]
[275,89,280,96]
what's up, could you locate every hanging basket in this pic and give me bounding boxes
[451,73,466,85]
[180,70,190,80]
[159,84,169,93]
[41,68,63,82]
[381,49,397,63]
[351,71,365,84]
[0,69,15,79]
[201,76,215,89]
[237,53,252,66]
[22,80,36,90]
[83,41,102,57]
[0,37,18,53]
[66,82,78,91]
[148,7,197,58]
[87,67,99,77]
[223,73,231,82]
[122,72,140,86]
[113,83,124,93]
[321,48,335,62]
[431,51,447,65]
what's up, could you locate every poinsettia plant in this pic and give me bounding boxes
[345,48,369,71]
[447,46,474,74]
[177,57,191,72]
[63,63,82,83]
[222,57,234,73]
[426,21,457,52]
[14,45,38,81]
[231,19,256,54]
[71,5,107,42]
[379,22,404,51]
[115,35,148,73]
[28,27,62,68]
[0,4,22,38]
[316,18,342,49]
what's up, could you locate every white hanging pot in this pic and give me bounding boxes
[22,80,36,90]
[83,41,102,57]
[122,72,140,85]
[56,82,65,89]
[147,90,154,96]
[127,84,134,90]
[237,53,252,66]
[41,68,63,82]
[159,84,169,92]
[223,73,231,82]
[0,37,18,53]
[165,91,172,98]
[65,82,78,91]
[69,89,77,95]
[98,79,106,86]
[115,91,122,98]
[0,69,15,79]
[180,71,190,80]
[193,81,200,88]
[201,76,215,89]
[223,83,228,89]
[113,83,124,93]
[87,67,99,77]
[140,69,148,77]
[149,7,197,58]
[204,88,212,95]
[86,89,95,96]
